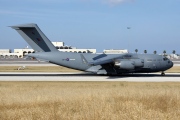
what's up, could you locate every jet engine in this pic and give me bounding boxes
[114,61,135,70]
[114,59,144,70]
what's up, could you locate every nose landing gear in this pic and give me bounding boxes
[161,71,165,76]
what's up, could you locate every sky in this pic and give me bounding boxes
[0,0,180,54]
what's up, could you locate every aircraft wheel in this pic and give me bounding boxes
[161,72,165,76]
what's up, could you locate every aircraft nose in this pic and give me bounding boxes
[169,61,173,68]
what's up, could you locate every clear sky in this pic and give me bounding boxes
[0,0,180,54]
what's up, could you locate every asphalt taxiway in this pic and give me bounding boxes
[0,72,179,82]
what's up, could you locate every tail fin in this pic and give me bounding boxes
[10,23,58,52]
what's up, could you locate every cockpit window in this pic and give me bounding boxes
[163,57,168,61]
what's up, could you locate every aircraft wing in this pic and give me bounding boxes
[89,58,114,66]
[81,54,126,66]
[81,53,136,66]
[81,53,144,71]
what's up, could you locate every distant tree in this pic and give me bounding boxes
[135,49,138,54]
[163,50,166,56]
[154,50,157,54]
[144,50,147,54]
[172,50,176,54]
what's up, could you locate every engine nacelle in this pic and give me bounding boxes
[114,61,135,70]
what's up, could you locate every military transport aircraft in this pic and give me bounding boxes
[10,23,173,76]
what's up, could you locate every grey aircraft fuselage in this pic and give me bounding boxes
[28,51,173,75]
[10,23,173,75]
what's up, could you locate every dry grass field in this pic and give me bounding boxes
[0,66,80,72]
[0,82,179,120]
[0,66,179,73]
[166,66,180,73]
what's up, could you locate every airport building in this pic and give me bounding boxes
[0,42,179,59]
[0,42,96,59]
[103,49,128,54]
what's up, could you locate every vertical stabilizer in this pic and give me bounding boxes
[10,23,57,52]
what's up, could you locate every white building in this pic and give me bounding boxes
[0,42,96,59]
[0,49,22,59]
[14,49,35,58]
[0,49,11,53]
[59,49,96,53]
[103,49,128,54]
[52,42,64,47]
[169,54,179,59]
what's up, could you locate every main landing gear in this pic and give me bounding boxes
[161,71,165,76]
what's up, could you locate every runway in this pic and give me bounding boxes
[0,72,180,82]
